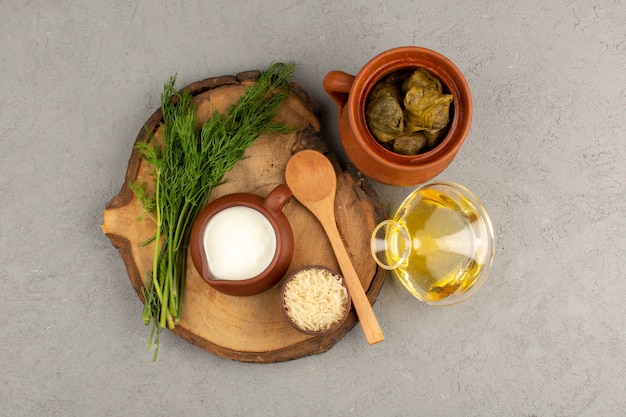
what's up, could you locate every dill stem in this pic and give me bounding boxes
[151,173,164,305]
[159,268,170,328]
[148,320,156,349]
[173,200,191,252]
[176,247,187,319]
[166,311,175,331]
[167,224,178,317]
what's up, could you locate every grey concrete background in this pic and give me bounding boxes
[1,0,624,416]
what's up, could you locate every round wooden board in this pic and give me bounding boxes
[102,71,387,362]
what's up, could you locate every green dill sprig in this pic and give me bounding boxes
[132,62,296,361]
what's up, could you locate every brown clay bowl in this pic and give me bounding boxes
[323,46,473,186]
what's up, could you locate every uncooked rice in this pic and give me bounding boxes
[283,268,348,332]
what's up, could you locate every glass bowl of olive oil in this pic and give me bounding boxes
[371,182,495,306]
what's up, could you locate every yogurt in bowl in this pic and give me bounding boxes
[189,184,294,296]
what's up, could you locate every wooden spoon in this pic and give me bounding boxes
[285,150,384,345]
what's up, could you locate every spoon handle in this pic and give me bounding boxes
[314,203,385,345]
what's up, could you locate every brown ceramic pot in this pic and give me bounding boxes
[189,184,294,296]
[323,46,473,186]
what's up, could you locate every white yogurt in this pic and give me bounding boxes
[203,206,277,281]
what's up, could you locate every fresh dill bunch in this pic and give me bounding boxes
[131,62,297,361]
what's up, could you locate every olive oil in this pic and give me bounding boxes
[384,186,489,304]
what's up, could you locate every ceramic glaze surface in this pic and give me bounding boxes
[323,46,473,186]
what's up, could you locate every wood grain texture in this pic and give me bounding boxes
[102,71,386,363]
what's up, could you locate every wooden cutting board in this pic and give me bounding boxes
[102,70,387,362]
